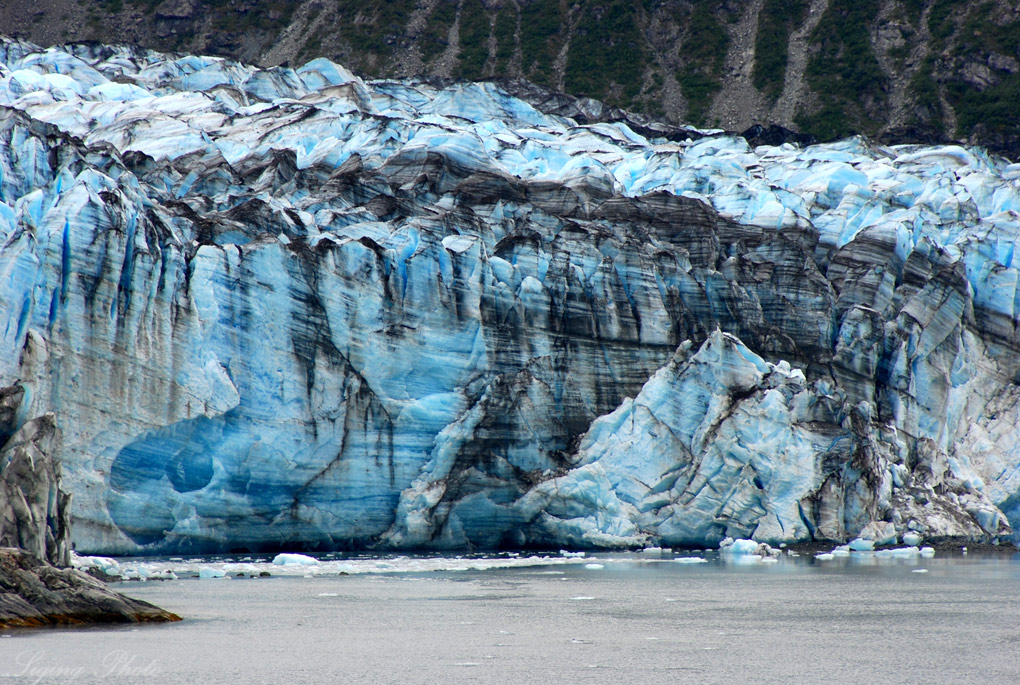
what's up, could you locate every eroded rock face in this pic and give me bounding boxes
[0,404,71,566]
[1,41,1020,552]
[0,547,180,628]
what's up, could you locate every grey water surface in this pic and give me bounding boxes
[3,553,1020,684]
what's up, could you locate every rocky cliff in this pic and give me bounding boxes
[1,39,1020,553]
[2,0,1018,158]
[0,384,71,567]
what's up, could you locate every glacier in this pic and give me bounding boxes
[2,38,1020,553]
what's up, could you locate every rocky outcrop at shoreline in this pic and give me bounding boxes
[0,400,71,567]
[0,382,179,629]
[0,547,180,629]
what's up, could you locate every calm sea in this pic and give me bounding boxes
[2,550,1019,683]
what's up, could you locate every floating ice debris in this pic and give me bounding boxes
[849,538,875,552]
[720,538,778,561]
[719,538,760,555]
[272,553,321,566]
[920,547,936,557]
[815,553,836,561]
[570,596,596,601]
[198,567,226,579]
[560,551,586,558]
[902,532,923,547]
[673,557,708,564]
[70,552,122,577]
[584,563,605,570]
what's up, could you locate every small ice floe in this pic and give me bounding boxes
[832,545,851,557]
[272,553,320,566]
[673,557,708,564]
[560,550,586,558]
[638,547,664,554]
[317,592,339,597]
[70,552,122,577]
[920,546,936,557]
[912,569,929,574]
[815,553,835,561]
[198,567,226,579]
[849,538,875,552]
[570,596,596,601]
[719,537,779,562]
[902,532,923,546]
[584,563,605,570]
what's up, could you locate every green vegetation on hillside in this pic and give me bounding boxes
[927,0,957,46]
[752,0,808,101]
[944,3,1020,141]
[492,4,516,73]
[421,0,457,62]
[333,0,415,71]
[908,55,944,130]
[676,3,730,125]
[897,0,924,25]
[796,0,887,140]
[455,0,492,80]
[519,0,563,86]
[564,0,645,106]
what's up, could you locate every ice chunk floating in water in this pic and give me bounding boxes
[1,38,1020,554]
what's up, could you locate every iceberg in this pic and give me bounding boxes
[272,553,320,567]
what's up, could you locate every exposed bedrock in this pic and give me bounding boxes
[2,42,1020,551]
[0,387,71,566]
[0,547,180,629]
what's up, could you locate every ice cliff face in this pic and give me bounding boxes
[2,39,1020,553]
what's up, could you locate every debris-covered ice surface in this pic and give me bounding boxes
[3,39,1020,553]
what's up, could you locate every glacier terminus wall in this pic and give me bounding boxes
[2,39,1020,554]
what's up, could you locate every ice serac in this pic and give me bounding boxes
[1,39,1020,552]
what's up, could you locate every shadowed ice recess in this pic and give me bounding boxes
[3,38,1020,554]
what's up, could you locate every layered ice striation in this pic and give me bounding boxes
[2,39,1020,553]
